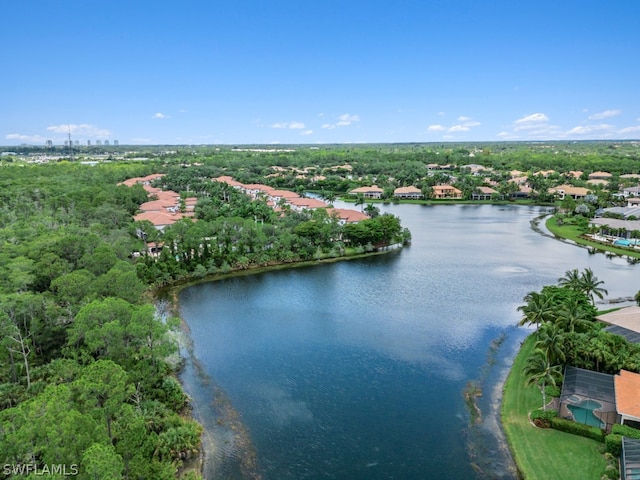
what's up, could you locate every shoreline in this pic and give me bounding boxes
[159,246,404,479]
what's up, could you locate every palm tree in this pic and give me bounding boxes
[355,194,365,212]
[579,267,608,306]
[324,191,337,205]
[523,348,562,411]
[555,296,593,334]
[535,322,566,366]
[557,268,582,291]
[364,203,380,218]
[517,291,555,330]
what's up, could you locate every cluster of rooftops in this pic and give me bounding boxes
[559,305,640,430]
[120,174,369,231]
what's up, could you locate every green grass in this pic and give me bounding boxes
[501,335,607,480]
[546,216,640,259]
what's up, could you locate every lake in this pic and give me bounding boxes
[177,204,639,479]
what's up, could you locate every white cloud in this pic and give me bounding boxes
[336,113,360,126]
[271,121,305,129]
[437,111,446,116]
[427,117,480,135]
[46,123,112,137]
[513,113,550,132]
[619,125,640,134]
[5,133,47,143]
[514,113,549,125]
[322,113,360,129]
[300,130,313,136]
[448,125,469,133]
[588,109,621,120]
[566,124,614,135]
[152,113,170,119]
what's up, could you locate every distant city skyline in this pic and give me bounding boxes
[3,0,640,146]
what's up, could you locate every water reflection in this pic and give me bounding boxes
[179,204,639,480]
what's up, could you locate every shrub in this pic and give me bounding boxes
[544,384,561,398]
[550,417,605,442]
[612,423,640,439]
[530,408,557,428]
[605,433,623,456]
[601,452,620,480]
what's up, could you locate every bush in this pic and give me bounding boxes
[544,384,561,398]
[612,423,640,439]
[601,452,620,480]
[605,433,623,456]
[530,408,557,428]
[550,416,605,442]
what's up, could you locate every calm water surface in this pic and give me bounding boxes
[178,204,638,480]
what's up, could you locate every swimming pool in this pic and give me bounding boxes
[567,399,605,429]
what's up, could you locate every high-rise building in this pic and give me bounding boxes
[104,140,110,146]
[87,140,91,146]
[74,140,79,146]
[113,140,119,146]
[64,140,70,147]
[46,140,53,148]
[96,140,102,146]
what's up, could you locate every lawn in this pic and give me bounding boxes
[501,335,607,480]
[546,216,640,259]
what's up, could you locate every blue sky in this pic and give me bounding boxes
[3,0,640,146]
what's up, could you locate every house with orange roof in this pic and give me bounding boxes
[212,175,245,189]
[431,185,462,199]
[589,171,613,180]
[266,189,300,204]
[139,199,180,213]
[133,211,184,231]
[287,197,328,211]
[471,186,499,201]
[326,208,369,225]
[349,185,384,199]
[393,186,423,199]
[548,184,590,200]
[615,370,640,427]
[118,173,165,187]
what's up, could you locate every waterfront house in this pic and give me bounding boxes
[431,185,462,199]
[326,208,369,225]
[615,370,640,428]
[471,186,499,201]
[393,186,423,200]
[549,184,590,200]
[349,185,384,199]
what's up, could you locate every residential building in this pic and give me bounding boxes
[431,185,462,199]
[349,185,384,199]
[393,186,423,199]
[471,186,499,200]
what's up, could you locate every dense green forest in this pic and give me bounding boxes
[1,141,639,478]
[0,162,205,479]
